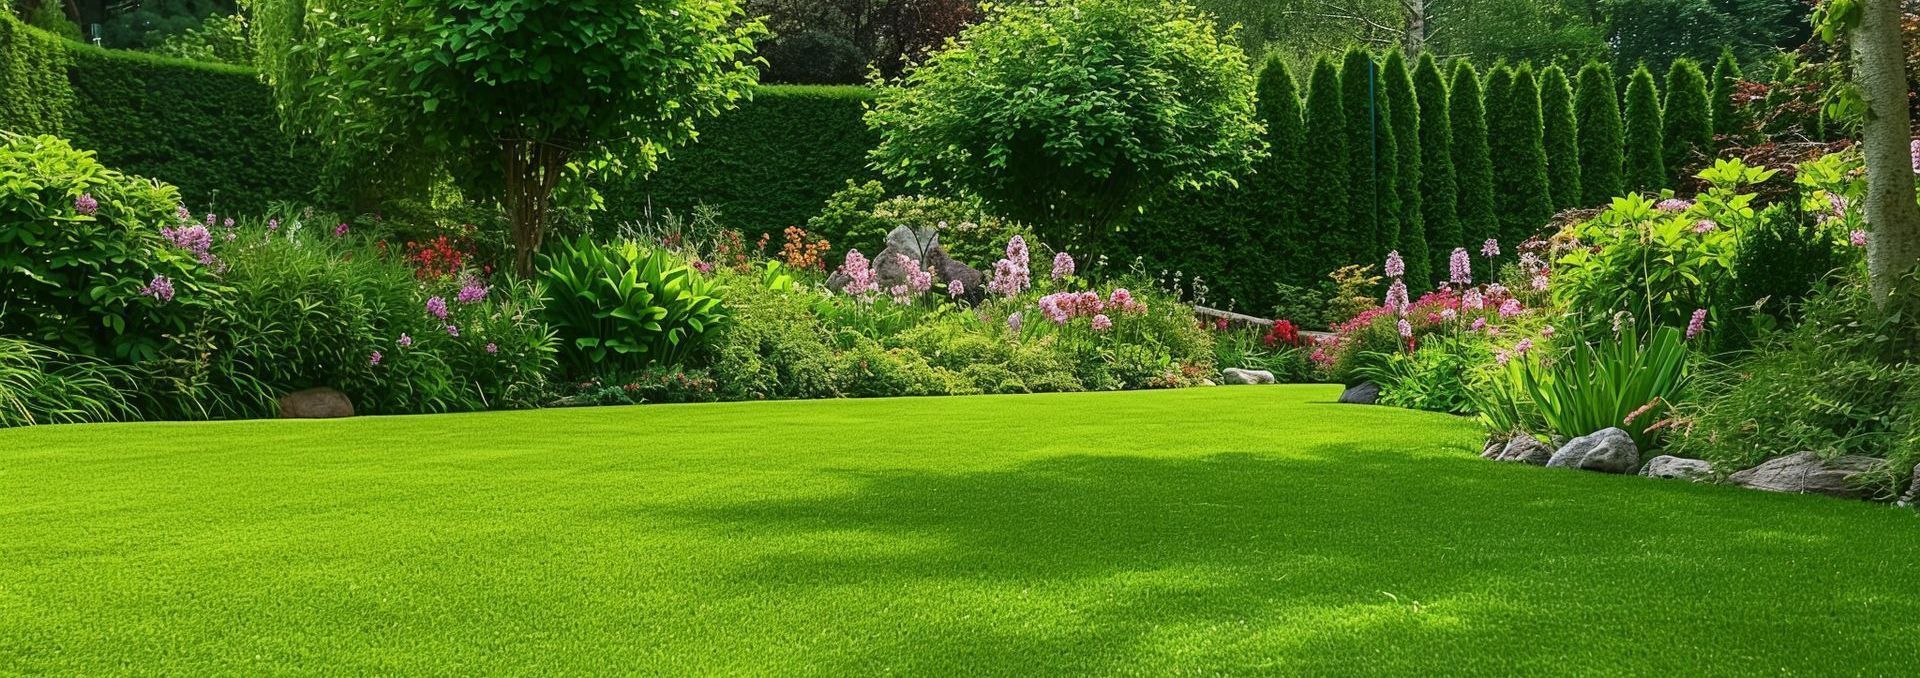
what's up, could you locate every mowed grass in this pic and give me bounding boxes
[2,386,1917,675]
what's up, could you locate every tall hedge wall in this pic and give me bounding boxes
[0,13,74,136]
[600,86,879,238]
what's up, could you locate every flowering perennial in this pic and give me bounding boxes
[74,194,98,216]
[837,250,877,296]
[1449,248,1472,285]
[1052,252,1075,280]
[426,296,449,320]
[987,236,1031,297]
[141,275,174,302]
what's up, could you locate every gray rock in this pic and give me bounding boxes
[1220,368,1276,385]
[1640,455,1715,482]
[1197,379,1217,387]
[1546,428,1641,474]
[1898,467,1918,508]
[1727,451,1883,500]
[1338,381,1380,404]
[872,225,941,289]
[925,245,984,304]
[279,387,354,419]
[1497,436,1555,465]
[1481,436,1508,460]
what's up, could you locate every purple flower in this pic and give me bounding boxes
[74,193,98,216]
[1384,279,1409,314]
[1448,248,1472,285]
[205,213,217,227]
[456,277,489,304]
[1384,250,1405,278]
[987,236,1031,297]
[1481,239,1501,258]
[838,250,877,296]
[141,275,175,302]
[223,217,235,229]
[333,223,349,237]
[692,260,713,274]
[1541,325,1556,338]
[949,280,965,299]
[1463,288,1485,311]
[1051,251,1076,281]
[268,218,280,231]
[1692,219,1718,233]
[1091,314,1113,331]
[1007,312,1023,333]
[160,224,216,265]
[485,342,499,354]
[175,206,192,222]
[1531,274,1550,291]
[1850,230,1868,247]
[1440,308,1458,321]
[1495,350,1512,366]
[1396,318,1413,339]
[1514,338,1534,355]
[1470,317,1488,333]
[1911,138,1920,175]
[426,296,448,319]
[1498,299,1523,318]
[398,333,413,348]
[1686,308,1708,340]
[369,350,383,366]
[1656,198,1693,213]
[445,324,460,337]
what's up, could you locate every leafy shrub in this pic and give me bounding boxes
[1483,326,1693,450]
[806,179,1027,267]
[20,1,79,40]
[0,337,133,427]
[541,235,729,377]
[1357,334,1490,414]
[0,12,76,136]
[703,271,838,400]
[152,13,252,66]
[552,367,722,407]
[0,133,210,362]
[1730,200,1846,326]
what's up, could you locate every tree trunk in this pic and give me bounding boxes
[1853,0,1920,304]
[1402,0,1426,58]
[501,139,570,278]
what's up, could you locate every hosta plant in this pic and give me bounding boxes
[540,236,727,375]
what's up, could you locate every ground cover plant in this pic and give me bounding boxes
[4,387,1919,674]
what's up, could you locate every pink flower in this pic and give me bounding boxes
[1514,338,1534,355]
[949,280,965,299]
[1850,230,1868,247]
[1494,350,1512,366]
[267,218,280,231]
[839,250,877,296]
[74,193,98,215]
[1384,279,1409,314]
[1384,250,1405,278]
[692,260,714,274]
[1531,274,1550,291]
[369,350,383,366]
[141,275,174,302]
[1091,314,1113,331]
[1396,318,1413,339]
[1462,288,1485,311]
[485,342,499,354]
[1541,325,1556,338]
[1440,308,1457,321]
[1449,248,1472,285]
[1051,252,1076,280]
[398,333,413,348]
[456,277,489,304]
[445,324,460,337]
[1498,299,1523,318]
[426,296,449,319]
[900,255,933,296]
[1107,288,1145,314]
[987,237,1031,296]
[1481,239,1501,258]
[1519,252,1543,271]
[333,223,350,237]
[1692,219,1718,233]
[1470,317,1488,332]
[1656,198,1693,212]
[1686,308,1708,340]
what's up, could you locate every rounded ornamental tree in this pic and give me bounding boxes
[866,0,1263,247]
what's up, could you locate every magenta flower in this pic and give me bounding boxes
[398,333,413,348]
[175,205,191,221]
[1481,239,1501,258]
[1384,250,1405,278]
[1107,288,1144,314]
[1470,317,1488,332]
[1686,308,1708,340]
[426,296,448,319]
[1850,230,1868,247]
[333,222,349,237]
[1448,248,1472,285]
[1384,279,1409,314]
[1498,298,1523,318]
[445,324,460,337]
[692,260,713,274]
[485,342,499,354]
[1514,338,1534,355]
[141,275,175,302]
[1091,314,1113,331]
[840,249,878,296]
[369,350,383,366]
[74,193,98,216]
[160,224,216,265]
[1051,251,1076,280]
[456,277,489,304]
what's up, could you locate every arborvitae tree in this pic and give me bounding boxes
[1539,64,1582,211]
[1340,47,1384,259]
[1372,97,1404,270]
[1450,60,1498,252]
[1662,58,1713,184]
[1485,64,1552,248]
[1382,50,1429,291]
[1709,46,1744,148]
[1623,64,1666,193]
[1251,56,1312,287]
[1303,57,1353,275]
[1414,53,1458,288]
[1574,60,1625,204]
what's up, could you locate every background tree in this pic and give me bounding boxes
[1539,64,1582,210]
[1250,56,1313,286]
[1574,60,1624,204]
[1304,56,1355,273]
[1449,59,1498,249]
[867,0,1262,247]
[1661,58,1713,184]
[749,0,977,84]
[1709,46,1744,147]
[1340,47,1386,259]
[1623,64,1666,192]
[1816,0,1920,303]
[1414,53,1458,282]
[1381,50,1428,290]
[252,0,766,276]
[1485,64,1552,246]
[1604,0,1811,73]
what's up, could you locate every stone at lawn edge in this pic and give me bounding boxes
[1640,455,1714,482]
[1546,428,1640,474]
[1481,436,1508,460]
[1727,452,1883,500]
[279,387,354,419]
[1899,466,1919,508]
[1498,436,1554,465]
[1220,368,1276,385]
[1338,381,1380,404]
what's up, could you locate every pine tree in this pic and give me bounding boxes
[1710,46,1743,148]
[1485,64,1552,248]
[1574,60,1624,204]
[1303,57,1353,276]
[1340,47,1384,260]
[1251,56,1312,288]
[1414,53,1457,288]
[1539,64,1582,211]
[1381,50,1429,291]
[1662,58,1713,184]
[1623,64,1666,193]
[1450,59,1497,252]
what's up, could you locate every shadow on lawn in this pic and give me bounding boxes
[671,444,1920,673]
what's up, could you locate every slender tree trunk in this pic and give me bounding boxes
[502,139,570,278]
[1853,0,1920,304]
[1402,0,1426,58]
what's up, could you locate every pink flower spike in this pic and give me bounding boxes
[1850,230,1868,247]
[1384,250,1405,278]
[1686,308,1708,340]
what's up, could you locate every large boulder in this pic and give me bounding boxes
[1546,428,1640,474]
[1338,381,1380,404]
[1727,452,1883,500]
[1640,455,1715,482]
[279,387,354,419]
[827,225,984,303]
[1220,368,1276,385]
[1497,436,1555,465]
[925,245,984,303]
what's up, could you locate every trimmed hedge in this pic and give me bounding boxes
[0,12,75,136]
[600,86,878,240]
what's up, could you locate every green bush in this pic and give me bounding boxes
[151,13,252,66]
[1358,334,1490,414]
[703,272,839,400]
[1414,54,1458,284]
[1662,58,1713,185]
[1539,64,1581,211]
[805,180,1027,266]
[1449,60,1498,249]
[540,236,729,377]
[1574,61,1624,204]
[0,12,75,135]
[1483,326,1693,450]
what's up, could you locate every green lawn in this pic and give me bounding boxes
[2,386,1916,675]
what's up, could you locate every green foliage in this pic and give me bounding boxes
[0,12,75,136]
[1661,58,1714,184]
[1730,198,1846,326]
[99,0,232,49]
[1539,64,1582,211]
[1251,56,1312,290]
[0,134,210,362]
[703,271,839,400]
[1449,60,1498,250]
[1358,334,1488,415]
[607,86,877,243]
[1413,54,1458,284]
[1607,0,1811,73]
[1303,56,1352,276]
[0,337,133,428]
[540,236,729,376]
[867,0,1262,245]
[804,179,1024,267]
[1485,65,1552,247]
[1339,47,1387,261]
[1709,47,1744,144]
[20,0,78,40]
[1574,61,1625,204]
[151,13,252,66]
[1494,326,1693,450]
[1623,64,1667,193]
[1381,50,1427,292]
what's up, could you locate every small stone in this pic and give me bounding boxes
[1727,451,1883,500]
[1338,381,1380,404]
[1481,436,1507,460]
[1220,368,1276,385]
[1640,455,1714,482]
[278,387,354,419]
[1898,467,1919,508]
[1546,428,1640,474]
[1497,436,1554,465]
